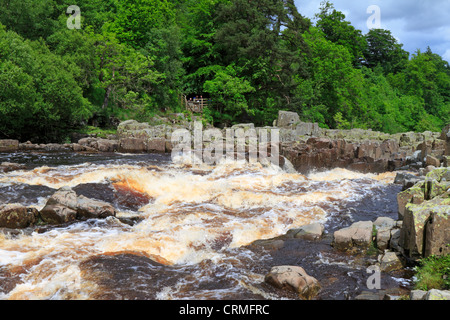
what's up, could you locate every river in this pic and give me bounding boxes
[0,151,413,300]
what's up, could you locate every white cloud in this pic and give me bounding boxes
[443,49,450,63]
[293,0,450,59]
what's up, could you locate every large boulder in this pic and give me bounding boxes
[397,167,450,259]
[400,196,449,259]
[276,111,300,128]
[378,250,404,272]
[286,222,324,241]
[40,187,116,225]
[332,221,373,252]
[425,289,450,300]
[118,137,148,153]
[117,120,168,153]
[264,265,320,300]
[424,206,450,257]
[397,182,425,220]
[78,138,118,153]
[0,204,39,229]
[394,172,425,191]
[0,139,19,152]
[0,162,26,173]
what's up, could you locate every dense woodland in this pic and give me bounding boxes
[0,0,449,143]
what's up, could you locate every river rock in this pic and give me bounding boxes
[374,217,396,230]
[118,137,147,153]
[0,139,19,152]
[399,196,450,259]
[40,203,78,225]
[397,182,425,220]
[264,265,320,300]
[231,123,255,131]
[389,228,402,252]
[394,172,424,191]
[372,217,400,251]
[332,221,373,252]
[76,195,117,220]
[78,138,118,152]
[117,120,168,153]
[40,187,116,224]
[276,111,300,127]
[424,206,450,257]
[426,155,441,168]
[250,239,285,250]
[376,228,392,251]
[0,204,39,229]
[378,250,404,272]
[281,136,404,174]
[286,222,324,241]
[425,289,450,300]
[410,290,427,300]
[0,162,26,173]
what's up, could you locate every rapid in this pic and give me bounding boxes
[0,151,410,300]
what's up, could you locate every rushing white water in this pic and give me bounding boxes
[0,156,397,300]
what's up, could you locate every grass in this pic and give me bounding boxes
[76,126,117,139]
[414,254,450,291]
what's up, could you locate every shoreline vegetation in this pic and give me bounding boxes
[0,0,449,144]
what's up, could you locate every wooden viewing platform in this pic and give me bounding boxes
[180,94,208,113]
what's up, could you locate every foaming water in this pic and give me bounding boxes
[0,152,398,300]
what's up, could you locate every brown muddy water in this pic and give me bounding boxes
[0,151,413,300]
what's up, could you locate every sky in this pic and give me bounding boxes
[294,0,450,62]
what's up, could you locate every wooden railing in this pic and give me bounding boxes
[180,94,208,113]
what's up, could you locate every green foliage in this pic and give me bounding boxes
[363,28,409,75]
[109,0,176,48]
[203,64,255,125]
[0,0,449,142]
[0,24,92,142]
[315,1,366,67]
[414,255,450,291]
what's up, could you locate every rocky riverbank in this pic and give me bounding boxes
[247,166,450,300]
[1,112,449,175]
[0,114,448,300]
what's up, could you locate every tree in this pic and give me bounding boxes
[203,64,255,125]
[363,28,409,75]
[213,0,311,124]
[0,0,58,40]
[315,1,367,67]
[109,0,176,49]
[388,49,450,130]
[297,27,366,129]
[0,23,92,141]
